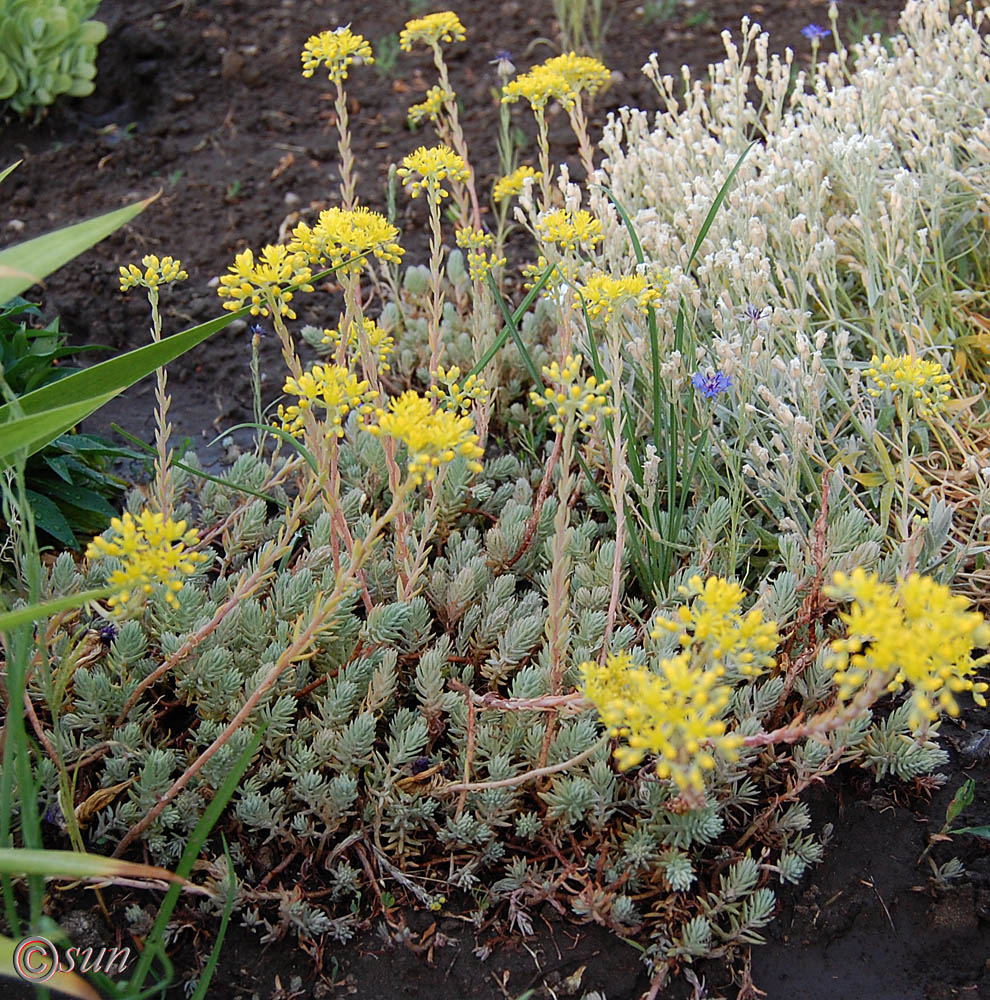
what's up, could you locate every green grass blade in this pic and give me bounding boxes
[0,194,158,304]
[0,589,110,633]
[111,424,285,506]
[208,422,317,474]
[487,272,542,385]
[0,161,22,185]
[685,141,755,269]
[187,837,236,1000]
[0,848,200,888]
[469,263,554,377]
[126,721,269,993]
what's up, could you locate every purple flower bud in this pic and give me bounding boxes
[801,23,830,41]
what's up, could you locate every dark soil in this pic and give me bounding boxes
[6,1,989,998]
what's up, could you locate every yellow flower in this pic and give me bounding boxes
[501,63,575,111]
[397,144,470,200]
[216,245,313,319]
[300,27,373,83]
[276,364,376,439]
[535,208,603,253]
[399,11,466,51]
[493,165,542,204]
[579,271,667,321]
[543,52,610,98]
[652,575,779,679]
[529,353,613,434]
[408,85,454,126]
[501,52,609,111]
[865,353,951,418]
[522,254,569,293]
[455,227,506,282]
[366,390,484,485]
[824,569,990,731]
[118,254,188,292]
[86,510,206,610]
[429,365,489,414]
[288,207,404,276]
[580,650,742,795]
[321,317,395,374]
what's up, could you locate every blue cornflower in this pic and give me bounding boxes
[801,23,830,41]
[691,370,733,399]
[744,302,767,324]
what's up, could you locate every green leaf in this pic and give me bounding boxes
[42,452,75,483]
[0,392,118,466]
[0,847,200,888]
[23,488,76,546]
[950,825,990,839]
[0,309,246,460]
[0,193,158,305]
[0,161,21,186]
[0,588,110,632]
[945,779,975,826]
[38,482,117,519]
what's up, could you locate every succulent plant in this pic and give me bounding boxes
[0,0,106,114]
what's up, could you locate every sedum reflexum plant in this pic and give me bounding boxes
[0,0,106,114]
[5,2,990,995]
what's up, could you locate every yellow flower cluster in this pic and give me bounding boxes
[118,254,187,292]
[86,510,206,610]
[580,272,667,321]
[529,354,612,434]
[502,52,610,111]
[429,365,489,414]
[866,353,951,418]
[216,245,313,319]
[397,145,470,200]
[366,390,484,485]
[493,165,542,204]
[535,208,603,253]
[545,52,611,96]
[288,207,404,276]
[408,85,454,126]
[300,27,373,83]
[276,364,376,440]
[321,317,394,374]
[580,650,742,794]
[522,254,568,293]
[824,569,990,731]
[399,11,466,51]
[652,575,779,680]
[455,227,507,282]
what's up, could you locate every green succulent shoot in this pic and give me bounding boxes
[0,1,107,114]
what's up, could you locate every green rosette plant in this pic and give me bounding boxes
[0,0,107,115]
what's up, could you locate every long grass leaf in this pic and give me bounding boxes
[126,722,268,993]
[0,309,246,426]
[0,194,158,304]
